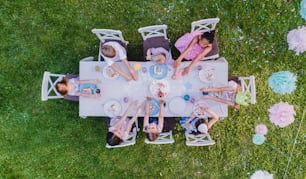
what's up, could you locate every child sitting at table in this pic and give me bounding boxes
[146,47,174,65]
[143,97,164,141]
[143,97,175,141]
[107,100,144,146]
[200,77,249,108]
[172,30,216,79]
[101,41,138,81]
[56,77,101,98]
[180,103,219,134]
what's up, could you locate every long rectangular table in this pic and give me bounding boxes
[79,58,228,118]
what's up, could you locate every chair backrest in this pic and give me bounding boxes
[138,25,170,60]
[92,29,128,61]
[92,29,128,44]
[239,76,256,104]
[106,119,139,148]
[138,24,168,40]
[185,133,215,146]
[191,17,220,33]
[145,131,175,144]
[41,71,65,101]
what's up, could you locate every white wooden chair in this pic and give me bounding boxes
[106,120,139,149]
[185,133,215,146]
[138,24,168,40]
[191,18,220,33]
[138,25,171,60]
[41,72,80,102]
[191,17,220,60]
[91,29,129,61]
[239,76,256,104]
[145,131,175,145]
[41,71,65,101]
[41,57,93,101]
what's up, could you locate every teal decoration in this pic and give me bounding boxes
[300,0,306,21]
[268,71,297,95]
[183,94,190,101]
[252,134,265,145]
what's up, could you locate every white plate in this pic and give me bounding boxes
[103,66,119,79]
[169,97,186,115]
[104,100,122,117]
[193,102,209,117]
[199,66,215,83]
[149,79,170,98]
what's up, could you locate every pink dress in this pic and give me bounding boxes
[174,31,204,60]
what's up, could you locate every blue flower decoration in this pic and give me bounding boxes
[268,71,297,95]
[300,0,306,21]
[252,134,265,145]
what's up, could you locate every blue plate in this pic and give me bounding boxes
[149,64,168,80]
[145,98,160,116]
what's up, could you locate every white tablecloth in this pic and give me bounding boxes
[79,58,228,117]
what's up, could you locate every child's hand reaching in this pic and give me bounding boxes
[182,66,190,76]
[146,49,152,60]
[129,100,139,109]
[159,99,164,106]
[146,54,152,60]
[136,103,145,114]
[93,93,101,98]
[199,103,209,111]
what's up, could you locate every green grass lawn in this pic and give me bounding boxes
[0,0,305,178]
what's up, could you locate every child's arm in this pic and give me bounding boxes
[205,108,219,129]
[200,86,236,92]
[184,112,196,130]
[157,100,165,131]
[143,97,152,128]
[146,49,152,60]
[112,100,138,129]
[110,63,132,81]
[122,59,138,81]
[75,79,101,85]
[126,103,144,132]
[174,37,198,64]
[172,37,198,79]
[121,100,138,120]
[182,46,212,76]
[202,95,235,106]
